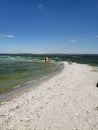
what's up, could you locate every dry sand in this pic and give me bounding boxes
[0,61,98,130]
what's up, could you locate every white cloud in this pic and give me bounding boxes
[0,34,15,38]
[96,36,98,38]
[5,35,15,38]
[69,40,77,43]
[38,4,44,9]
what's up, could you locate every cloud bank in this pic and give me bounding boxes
[96,36,98,38]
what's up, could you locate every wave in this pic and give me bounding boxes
[0,55,42,63]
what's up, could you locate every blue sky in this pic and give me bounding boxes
[0,0,98,54]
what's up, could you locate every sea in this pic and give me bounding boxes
[0,54,98,96]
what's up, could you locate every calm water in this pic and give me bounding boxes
[49,54,98,66]
[0,54,98,94]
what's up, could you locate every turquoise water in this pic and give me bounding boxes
[0,54,56,94]
[0,54,98,95]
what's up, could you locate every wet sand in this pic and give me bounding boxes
[0,61,98,130]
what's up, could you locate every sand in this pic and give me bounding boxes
[0,61,98,130]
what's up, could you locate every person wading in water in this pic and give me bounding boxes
[45,56,50,63]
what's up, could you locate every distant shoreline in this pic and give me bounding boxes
[0,53,98,55]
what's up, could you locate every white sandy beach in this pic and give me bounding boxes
[0,61,98,130]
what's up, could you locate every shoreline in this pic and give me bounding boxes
[0,61,98,130]
[0,62,64,103]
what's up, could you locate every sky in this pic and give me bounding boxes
[0,0,98,54]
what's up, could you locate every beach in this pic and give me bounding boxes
[0,61,98,130]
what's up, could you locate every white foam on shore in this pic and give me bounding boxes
[0,61,98,130]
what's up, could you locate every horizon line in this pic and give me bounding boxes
[0,53,98,55]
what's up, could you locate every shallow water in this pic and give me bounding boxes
[0,54,98,95]
[0,54,56,94]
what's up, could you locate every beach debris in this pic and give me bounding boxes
[86,111,89,114]
[96,83,98,87]
[16,105,20,109]
[0,114,5,117]
[67,60,73,64]
[95,106,98,111]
